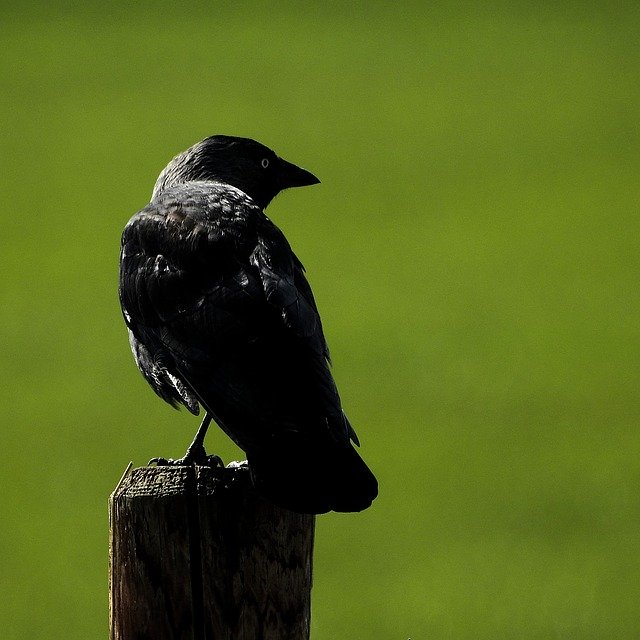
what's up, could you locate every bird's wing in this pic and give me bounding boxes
[250,219,358,445]
[119,184,263,412]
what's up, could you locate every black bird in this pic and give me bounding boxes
[118,135,378,514]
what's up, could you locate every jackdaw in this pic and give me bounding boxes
[118,135,378,513]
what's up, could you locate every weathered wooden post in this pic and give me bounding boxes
[109,462,315,640]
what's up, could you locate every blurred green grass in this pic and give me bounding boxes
[1,2,640,638]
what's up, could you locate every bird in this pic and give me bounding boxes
[118,135,378,514]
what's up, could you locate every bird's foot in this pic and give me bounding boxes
[149,444,224,468]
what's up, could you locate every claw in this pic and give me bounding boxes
[147,450,224,468]
[206,454,224,468]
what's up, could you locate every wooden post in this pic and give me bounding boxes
[109,462,315,640]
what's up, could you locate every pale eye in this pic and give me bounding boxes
[261,158,270,169]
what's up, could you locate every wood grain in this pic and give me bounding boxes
[109,463,314,640]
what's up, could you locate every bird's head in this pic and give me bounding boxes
[152,135,320,208]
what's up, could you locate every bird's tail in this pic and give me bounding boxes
[247,437,378,514]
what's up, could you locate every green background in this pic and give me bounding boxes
[2,2,639,638]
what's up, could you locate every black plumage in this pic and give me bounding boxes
[119,135,377,513]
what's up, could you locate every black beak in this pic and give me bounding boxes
[277,157,321,189]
